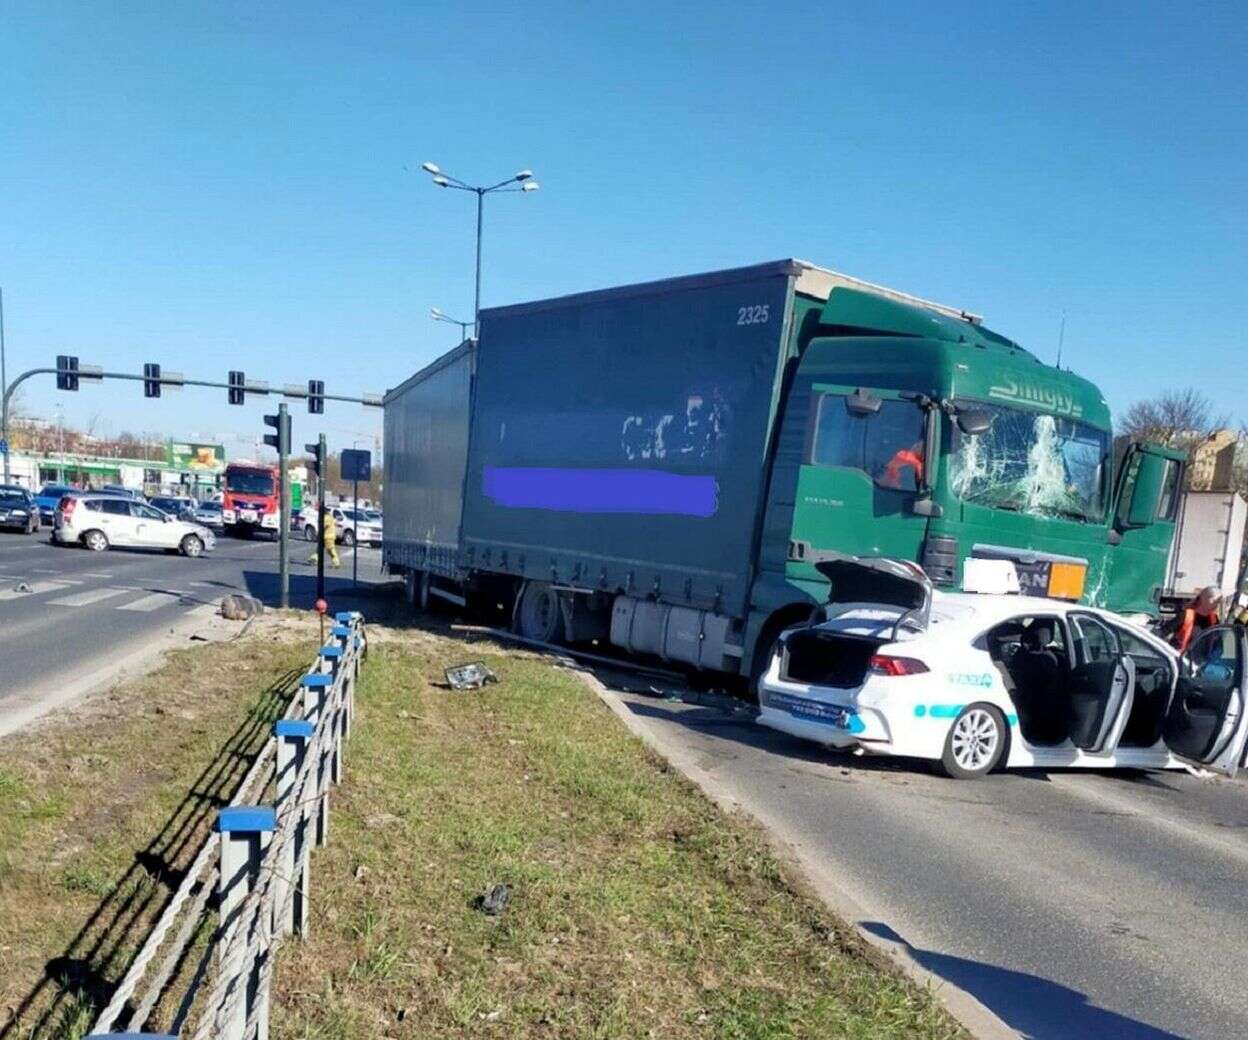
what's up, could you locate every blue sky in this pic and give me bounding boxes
[1,1,1244,459]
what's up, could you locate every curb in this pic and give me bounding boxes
[575,667,1020,1040]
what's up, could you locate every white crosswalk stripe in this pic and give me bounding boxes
[0,580,77,601]
[116,591,184,612]
[49,586,134,607]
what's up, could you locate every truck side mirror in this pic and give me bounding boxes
[1122,451,1167,528]
[845,388,882,417]
[955,408,994,436]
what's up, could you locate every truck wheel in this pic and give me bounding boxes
[516,582,564,644]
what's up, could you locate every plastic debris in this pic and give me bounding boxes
[476,883,511,916]
[445,662,498,690]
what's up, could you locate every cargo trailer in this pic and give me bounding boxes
[384,260,1180,683]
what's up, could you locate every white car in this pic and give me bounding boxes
[757,556,1248,780]
[53,493,216,557]
[300,506,382,547]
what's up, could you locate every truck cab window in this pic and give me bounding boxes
[810,395,925,492]
[1156,458,1181,520]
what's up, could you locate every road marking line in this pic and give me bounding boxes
[81,571,114,577]
[188,580,224,588]
[49,586,134,607]
[0,580,76,601]
[117,591,183,612]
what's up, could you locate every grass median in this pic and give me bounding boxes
[0,624,313,1039]
[271,630,965,1040]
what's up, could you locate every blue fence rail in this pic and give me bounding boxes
[86,611,367,1040]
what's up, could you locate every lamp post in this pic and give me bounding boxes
[430,307,473,344]
[419,162,539,337]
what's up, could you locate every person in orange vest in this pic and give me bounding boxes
[882,441,925,490]
[1172,586,1219,653]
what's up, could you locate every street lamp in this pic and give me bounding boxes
[430,307,473,343]
[418,162,540,337]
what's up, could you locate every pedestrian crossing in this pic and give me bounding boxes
[0,577,211,614]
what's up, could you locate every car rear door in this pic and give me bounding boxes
[95,498,133,544]
[1066,612,1136,753]
[1162,626,1248,777]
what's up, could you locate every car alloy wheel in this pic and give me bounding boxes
[939,704,1006,779]
[84,530,109,552]
[181,534,204,558]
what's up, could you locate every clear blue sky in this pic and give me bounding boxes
[2,1,1244,460]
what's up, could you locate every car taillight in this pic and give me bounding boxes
[869,654,929,676]
[59,496,76,519]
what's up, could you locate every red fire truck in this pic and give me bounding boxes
[221,461,281,538]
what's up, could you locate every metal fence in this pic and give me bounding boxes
[85,610,367,1040]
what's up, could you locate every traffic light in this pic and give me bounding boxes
[228,370,245,406]
[307,379,324,414]
[56,355,79,392]
[144,363,161,398]
[263,410,291,456]
[305,440,324,476]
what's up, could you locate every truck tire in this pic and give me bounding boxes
[516,581,564,644]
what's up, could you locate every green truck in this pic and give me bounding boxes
[383,260,1182,682]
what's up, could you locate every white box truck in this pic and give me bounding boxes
[1162,490,1248,611]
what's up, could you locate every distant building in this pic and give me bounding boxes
[1188,429,1246,491]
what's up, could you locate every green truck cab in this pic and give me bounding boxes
[383,260,1181,683]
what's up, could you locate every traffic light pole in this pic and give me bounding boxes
[316,433,327,608]
[0,364,381,484]
[277,404,290,609]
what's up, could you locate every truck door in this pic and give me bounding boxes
[1066,612,1136,753]
[1162,626,1248,777]
[794,385,931,564]
[1104,443,1184,613]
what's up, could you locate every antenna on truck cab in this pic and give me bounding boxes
[1056,311,1067,369]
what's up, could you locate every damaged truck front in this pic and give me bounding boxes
[384,259,1180,685]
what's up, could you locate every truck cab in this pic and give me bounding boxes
[748,288,1179,673]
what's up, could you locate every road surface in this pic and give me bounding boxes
[0,529,388,729]
[602,680,1248,1040]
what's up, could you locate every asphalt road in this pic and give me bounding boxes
[0,527,388,727]
[604,682,1248,1040]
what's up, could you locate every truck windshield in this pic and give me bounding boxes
[949,405,1109,521]
[226,471,274,495]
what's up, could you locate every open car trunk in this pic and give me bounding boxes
[778,555,934,688]
[781,629,884,688]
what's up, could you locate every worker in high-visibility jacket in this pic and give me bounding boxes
[882,441,925,491]
[307,509,341,568]
[1171,586,1219,653]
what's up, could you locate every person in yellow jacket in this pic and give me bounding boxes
[307,509,341,567]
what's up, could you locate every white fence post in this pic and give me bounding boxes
[215,805,276,1040]
[273,720,313,938]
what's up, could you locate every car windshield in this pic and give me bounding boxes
[199,501,221,512]
[39,486,71,498]
[0,493,27,507]
[226,471,274,494]
[949,404,1110,521]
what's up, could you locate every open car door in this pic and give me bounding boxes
[1066,612,1136,753]
[1162,626,1248,778]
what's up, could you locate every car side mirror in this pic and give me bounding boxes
[955,408,994,436]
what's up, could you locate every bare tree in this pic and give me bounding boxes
[1117,388,1227,451]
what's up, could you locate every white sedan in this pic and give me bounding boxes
[758,556,1248,780]
[53,493,216,557]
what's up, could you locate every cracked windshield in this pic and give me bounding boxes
[950,404,1109,520]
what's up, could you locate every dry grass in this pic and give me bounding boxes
[270,633,966,1040]
[0,619,318,1039]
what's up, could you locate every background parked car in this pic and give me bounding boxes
[300,506,382,546]
[101,484,146,501]
[53,493,215,556]
[192,499,224,528]
[35,483,77,525]
[149,496,198,522]
[0,486,39,534]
